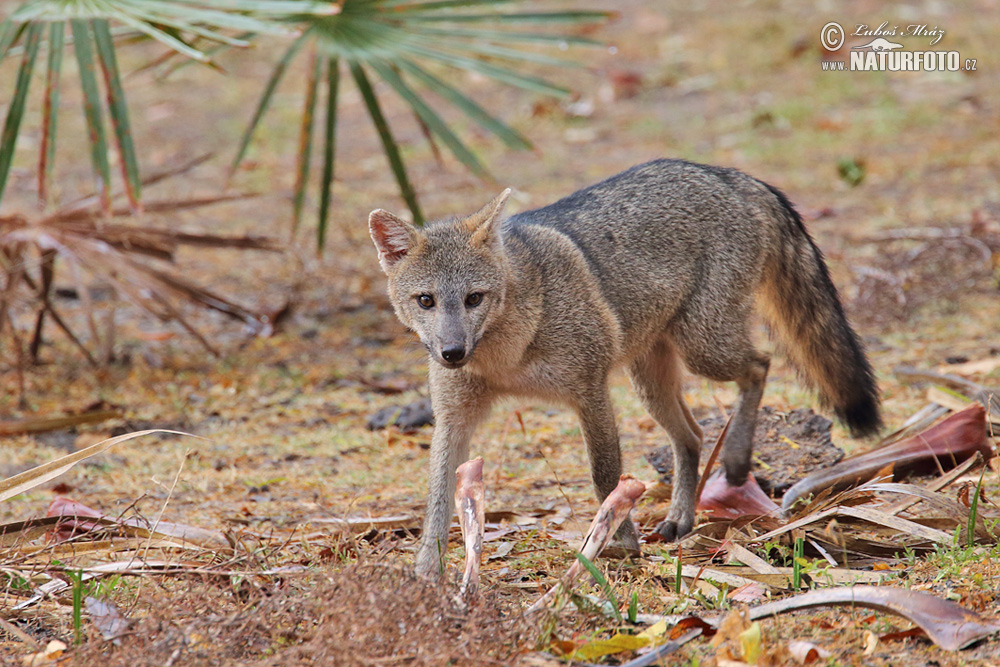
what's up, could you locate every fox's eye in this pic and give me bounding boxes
[417,294,435,309]
[465,292,483,308]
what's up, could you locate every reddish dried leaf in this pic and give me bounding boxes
[698,468,780,518]
[748,586,1000,651]
[782,404,992,511]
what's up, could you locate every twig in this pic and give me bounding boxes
[694,414,732,506]
[537,447,580,533]
[863,226,965,241]
[884,452,984,516]
[895,365,1000,420]
[143,449,188,561]
[0,615,41,648]
[618,628,704,667]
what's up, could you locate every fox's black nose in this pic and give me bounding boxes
[441,345,466,363]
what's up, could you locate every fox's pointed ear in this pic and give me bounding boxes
[369,209,418,274]
[465,188,511,247]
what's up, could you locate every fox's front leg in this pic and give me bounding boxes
[576,388,641,552]
[415,367,493,579]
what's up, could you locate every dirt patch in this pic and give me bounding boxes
[646,407,845,497]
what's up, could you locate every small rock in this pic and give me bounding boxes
[367,398,434,433]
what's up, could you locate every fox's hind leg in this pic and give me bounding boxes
[718,352,770,485]
[670,304,771,491]
[629,337,704,540]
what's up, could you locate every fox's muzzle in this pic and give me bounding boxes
[435,341,473,368]
[432,309,476,368]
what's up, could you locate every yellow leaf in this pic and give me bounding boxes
[637,619,668,641]
[739,621,763,664]
[571,632,650,661]
[21,640,67,666]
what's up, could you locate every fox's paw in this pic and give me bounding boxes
[414,542,445,581]
[655,516,694,542]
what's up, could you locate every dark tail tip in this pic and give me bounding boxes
[837,394,882,439]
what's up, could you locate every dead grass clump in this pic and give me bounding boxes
[851,220,1000,326]
[69,562,528,667]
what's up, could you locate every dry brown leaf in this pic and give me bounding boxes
[0,410,119,437]
[787,640,831,664]
[46,497,230,551]
[724,541,782,574]
[747,586,1000,651]
[309,514,420,534]
[20,640,67,666]
[0,430,191,503]
[698,468,779,518]
[782,404,992,512]
[862,629,879,656]
[938,357,1000,376]
[729,582,767,604]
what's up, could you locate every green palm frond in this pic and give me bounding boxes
[232,0,613,248]
[6,0,336,59]
[0,0,333,213]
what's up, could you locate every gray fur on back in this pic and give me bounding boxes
[507,159,781,350]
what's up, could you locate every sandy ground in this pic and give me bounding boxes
[1,1,999,664]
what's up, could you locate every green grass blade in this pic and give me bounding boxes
[391,41,570,97]
[0,19,27,61]
[349,61,423,225]
[369,60,488,179]
[377,0,520,9]
[159,30,255,78]
[93,19,142,211]
[230,31,309,178]
[399,59,529,150]
[436,39,581,68]
[400,11,615,24]
[292,48,321,235]
[405,26,602,45]
[125,2,293,39]
[70,569,84,644]
[792,537,804,589]
[71,19,112,213]
[575,553,622,623]
[317,56,340,252]
[0,22,41,207]
[169,0,339,15]
[396,28,582,68]
[117,5,259,47]
[39,21,64,208]
[112,13,211,62]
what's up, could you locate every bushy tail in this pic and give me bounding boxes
[756,184,882,437]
